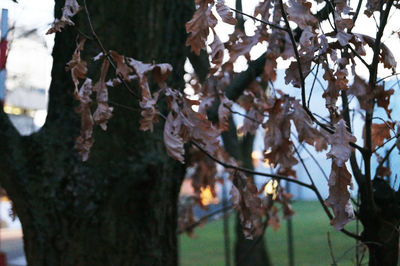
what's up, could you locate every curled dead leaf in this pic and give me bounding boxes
[164,113,185,164]
[325,163,355,230]
[326,120,357,167]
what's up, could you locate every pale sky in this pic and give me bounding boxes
[1,0,399,90]
[0,0,54,92]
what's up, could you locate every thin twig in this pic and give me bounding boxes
[293,145,332,218]
[83,0,139,98]
[292,134,329,182]
[372,116,396,134]
[327,232,338,266]
[109,100,140,112]
[376,72,400,83]
[292,145,361,240]
[190,141,314,189]
[229,7,287,31]
[346,44,370,70]
[373,135,397,153]
[308,62,319,108]
[224,104,264,124]
[178,204,233,234]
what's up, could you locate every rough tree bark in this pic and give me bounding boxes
[0,1,194,265]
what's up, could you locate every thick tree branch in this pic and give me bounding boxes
[187,49,210,83]
[0,110,22,179]
[363,0,394,211]
[225,53,267,101]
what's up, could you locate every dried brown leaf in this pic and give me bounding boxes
[139,92,160,132]
[210,31,225,74]
[370,122,394,150]
[186,3,217,55]
[66,38,87,96]
[326,120,357,167]
[75,79,94,161]
[218,96,232,132]
[325,163,355,230]
[291,99,327,150]
[47,0,81,34]
[109,51,132,81]
[286,0,318,29]
[164,113,185,164]
[216,1,237,25]
[93,60,113,130]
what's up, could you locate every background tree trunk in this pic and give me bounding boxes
[0,1,194,265]
[221,119,271,266]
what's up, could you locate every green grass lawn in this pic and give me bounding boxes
[180,201,363,266]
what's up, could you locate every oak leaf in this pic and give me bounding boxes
[109,51,132,81]
[216,1,237,25]
[325,163,355,230]
[75,79,94,161]
[291,99,327,151]
[181,101,220,155]
[210,31,225,74]
[164,113,185,164]
[186,3,217,55]
[326,120,356,167]
[217,96,232,132]
[263,97,298,169]
[370,122,394,150]
[65,38,87,96]
[139,91,160,132]
[286,0,318,29]
[93,59,113,130]
[47,0,81,34]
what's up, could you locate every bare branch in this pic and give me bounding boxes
[352,0,364,26]
[327,232,338,266]
[376,72,400,84]
[373,135,397,153]
[229,7,286,31]
[292,134,329,182]
[308,62,320,108]
[190,141,315,190]
[177,204,233,234]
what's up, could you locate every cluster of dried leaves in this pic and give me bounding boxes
[51,0,400,237]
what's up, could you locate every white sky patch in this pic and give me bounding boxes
[0,0,54,93]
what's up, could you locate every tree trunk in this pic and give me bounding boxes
[221,119,271,266]
[0,1,194,265]
[234,134,271,266]
[359,179,400,266]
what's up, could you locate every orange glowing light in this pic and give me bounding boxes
[200,186,219,206]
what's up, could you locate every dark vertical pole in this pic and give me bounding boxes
[222,180,231,266]
[386,149,391,183]
[286,181,294,266]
